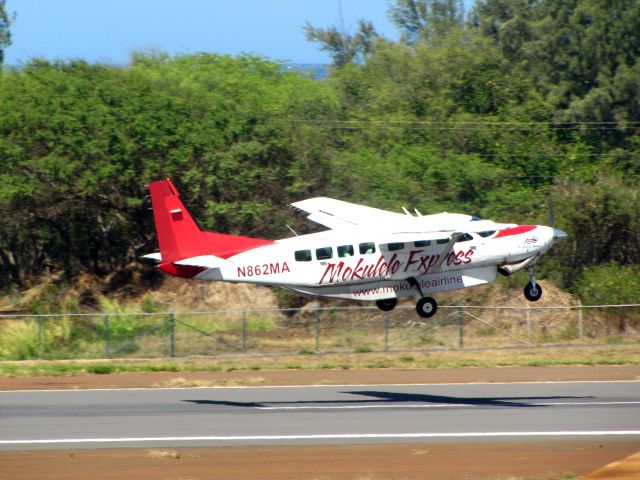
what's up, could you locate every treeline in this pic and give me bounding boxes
[0,0,639,304]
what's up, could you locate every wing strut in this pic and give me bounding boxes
[428,233,462,273]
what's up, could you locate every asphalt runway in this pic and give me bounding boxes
[2,381,640,450]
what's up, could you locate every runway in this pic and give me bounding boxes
[2,381,640,450]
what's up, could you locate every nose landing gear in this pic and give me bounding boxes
[524,266,543,302]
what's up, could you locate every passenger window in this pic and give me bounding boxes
[478,230,496,238]
[436,238,449,245]
[359,242,376,255]
[457,233,474,242]
[387,242,405,251]
[338,245,354,257]
[315,247,333,260]
[414,240,431,247]
[294,250,312,262]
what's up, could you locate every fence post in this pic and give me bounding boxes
[577,299,584,339]
[526,302,532,344]
[384,312,389,351]
[457,302,464,349]
[242,309,247,352]
[37,317,43,358]
[103,314,110,357]
[315,309,321,353]
[168,310,175,358]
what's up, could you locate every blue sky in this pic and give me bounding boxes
[5,1,476,65]
[4,0,408,65]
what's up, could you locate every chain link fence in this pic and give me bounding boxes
[0,304,638,360]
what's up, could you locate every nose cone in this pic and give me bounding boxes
[553,228,568,241]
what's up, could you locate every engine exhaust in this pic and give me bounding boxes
[498,255,539,276]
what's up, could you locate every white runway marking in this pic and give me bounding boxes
[3,431,640,445]
[257,401,640,410]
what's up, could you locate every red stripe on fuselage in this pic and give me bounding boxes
[494,225,537,238]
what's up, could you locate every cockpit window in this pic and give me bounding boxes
[478,230,496,238]
[457,233,474,242]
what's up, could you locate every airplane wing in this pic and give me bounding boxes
[291,197,407,230]
[291,197,513,235]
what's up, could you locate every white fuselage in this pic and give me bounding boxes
[192,224,556,301]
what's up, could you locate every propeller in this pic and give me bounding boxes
[547,196,555,229]
[547,195,567,240]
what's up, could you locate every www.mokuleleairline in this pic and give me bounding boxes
[143,178,567,318]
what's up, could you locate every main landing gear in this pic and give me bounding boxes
[409,277,438,319]
[524,266,543,302]
[376,298,397,312]
[416,296,438,318]
[374,278,438,319]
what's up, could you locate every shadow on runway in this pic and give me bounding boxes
[182,391,593,409]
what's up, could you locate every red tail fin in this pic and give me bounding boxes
[149,179,273,264]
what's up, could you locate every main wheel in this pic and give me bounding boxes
[416,297,438,318]
[524,282,543,302]
[376,298,397,312]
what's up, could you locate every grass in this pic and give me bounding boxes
[0,344,638,377]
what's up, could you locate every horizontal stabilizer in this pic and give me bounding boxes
[174,255,230,269]
[139,252,162,265]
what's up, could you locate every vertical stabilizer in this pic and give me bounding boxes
[149,178,203,264]
[149,179,274,267]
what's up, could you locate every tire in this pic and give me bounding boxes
[376,298,397,312]
[416,297,438,318]
[524,282,543,302]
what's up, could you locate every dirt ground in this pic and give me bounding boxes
[2,365,639,480]
[2,364,640,390]
[1,441,639,480]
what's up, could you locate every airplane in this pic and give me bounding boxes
[143,178,567,318]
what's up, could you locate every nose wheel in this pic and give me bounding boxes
[524,266,543,302]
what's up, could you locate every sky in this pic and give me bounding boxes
[4,0,408,65]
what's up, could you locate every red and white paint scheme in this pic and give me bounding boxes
[144,178,567,318]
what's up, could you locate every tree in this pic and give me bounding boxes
[0,0,12,65]
[574,263,640,332]
[304,19,378,67]
[471,0,640,149]
[389,0,464,44]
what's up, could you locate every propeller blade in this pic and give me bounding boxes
[547,196,556,229]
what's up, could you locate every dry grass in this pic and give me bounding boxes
[145,449,181,460]
[2,344,639,378]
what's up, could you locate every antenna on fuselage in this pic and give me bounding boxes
[401,207,412,216]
